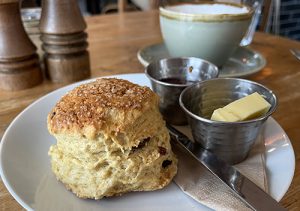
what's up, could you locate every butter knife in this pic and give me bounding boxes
[166,124,286,211]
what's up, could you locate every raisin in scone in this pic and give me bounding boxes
[47,78,177,199]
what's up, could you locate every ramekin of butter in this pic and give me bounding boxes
[179,78,277,164]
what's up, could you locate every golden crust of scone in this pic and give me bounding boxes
[47,78,158,141]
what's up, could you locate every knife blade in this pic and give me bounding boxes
[166,123,286,211]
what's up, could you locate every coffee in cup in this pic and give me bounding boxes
[159,2,253,67]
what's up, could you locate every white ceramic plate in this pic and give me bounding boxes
[0,73,295,211]
[138,43,267,78]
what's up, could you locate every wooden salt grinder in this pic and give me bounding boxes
[40,0,91,83]
[0,0,42,91]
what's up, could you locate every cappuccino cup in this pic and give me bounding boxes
[159,2,253,67]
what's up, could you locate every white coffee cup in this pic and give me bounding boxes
[159,2,253,67]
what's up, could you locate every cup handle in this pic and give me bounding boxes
[240,1,262,46]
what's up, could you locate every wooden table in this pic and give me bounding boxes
[0,10,300,210]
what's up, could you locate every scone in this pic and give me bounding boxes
[47,78,177,199]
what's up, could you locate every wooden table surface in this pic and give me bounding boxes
[1,10,300,210]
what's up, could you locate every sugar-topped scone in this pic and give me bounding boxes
[47,78,177,199]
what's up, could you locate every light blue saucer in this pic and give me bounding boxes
[137,43,266,78]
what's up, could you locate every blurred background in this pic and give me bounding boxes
[21,0,300,41]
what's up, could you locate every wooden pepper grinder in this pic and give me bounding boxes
[40,0,91,83]
[0,0,42,91]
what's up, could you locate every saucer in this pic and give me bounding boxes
[137,43,266,78]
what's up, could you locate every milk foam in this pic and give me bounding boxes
[166,3,249,15]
